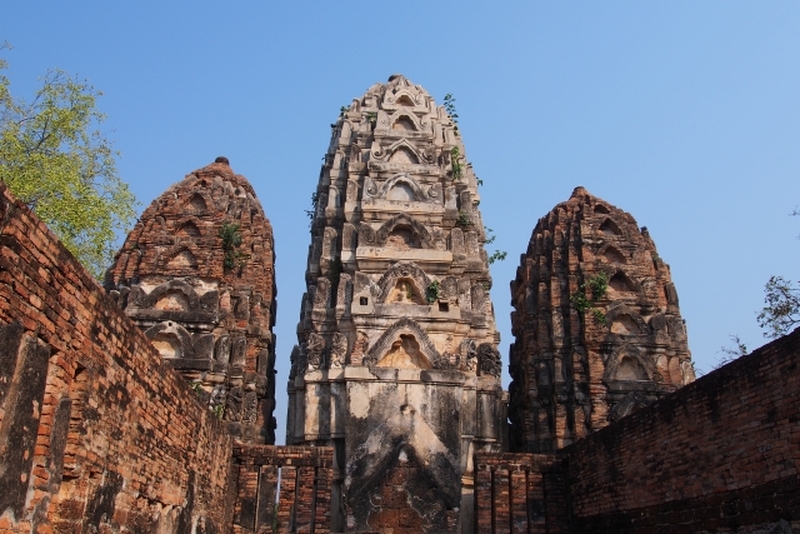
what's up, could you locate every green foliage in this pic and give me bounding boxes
[488,250,508,264]
[757,275,800,338]
[0,49,137,278]
[365,111,377,127]
[484,227,507,264]
[219,223,248,271]
[570,272,609,326]
[339,105,349,117]
[426,280,441,304]
[456,209,471,228]
[305,191,319,222]
[588,271,609,301]
[443,93,459,134]
[212,403,225,420]
[450,146,463,180]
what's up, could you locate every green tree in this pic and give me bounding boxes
[756,208,800,339]
[757,275,800,338]
[0,50,136,278]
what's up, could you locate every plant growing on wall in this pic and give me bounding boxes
[456,210,471,228]
[219,223,248,271]
[450,146,463,180]
[305,191,319,225]
[570,272,609,325]
[426,280,441,303]
[443,93,459,135]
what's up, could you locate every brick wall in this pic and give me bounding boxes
[564,327,800,532]
[0,183,235,533]
[473,453,567,534]
[231,445,333,533]
[479,328,800,533]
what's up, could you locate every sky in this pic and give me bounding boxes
[4,2,800,445]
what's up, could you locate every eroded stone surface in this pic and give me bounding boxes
[286,75,503,532]
[508,186,695,452]
[106,158,277,443]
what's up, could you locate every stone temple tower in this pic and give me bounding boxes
[286,75,504,533]
[508,187,695,453]
[106,158,277,444]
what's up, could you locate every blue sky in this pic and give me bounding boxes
[4,2,800,444]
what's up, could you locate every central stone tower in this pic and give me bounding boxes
[286,75,504,533]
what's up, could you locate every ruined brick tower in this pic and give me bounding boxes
[286,75,504,532]
[106,157,277,444]
[508,187,695,452]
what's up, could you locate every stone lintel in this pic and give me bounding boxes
[165,357,213,371]
[127,308,218,326]
[356,247,452,274]
[302,368,346,383]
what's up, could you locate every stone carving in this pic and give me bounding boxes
[350,331,369,366]
[477,343,502,377]
[330,332,347,369]
[461,339,478,373]
[305,332,327,371]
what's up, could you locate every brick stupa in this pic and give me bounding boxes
[508,187,695,452]
[106,157,277,444]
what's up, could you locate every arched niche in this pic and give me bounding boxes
[388,145,419,164]
[392,116,417,132]
[376,262,430,304]
[188,193,208,213]
[386,276,425,304]
[609,271,637,294]
[154,290,190,311]
[615,356,648,381]
[150,332,183,359]
[144,321,196,360]
[594,204,611,214]
[363,318,442,368]
[385,225,421,250]
[396,94,415,106]
[599,218,623,236]
[603,346,657,384]
[176,221,201,237]
[386,183,415,201]
[599,245,626,265]
[376,214,432,249]
[376,334,431,369]
[165,249,198,270]
[143,279,201,310]
[610,314,641,335]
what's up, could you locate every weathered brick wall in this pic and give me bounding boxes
[473,453,567,534]
[0,183,235,533]
[231,445,333,533]
[565,327,800,533]
[478,329,800,533]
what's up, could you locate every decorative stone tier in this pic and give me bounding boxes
[287,75,504,532]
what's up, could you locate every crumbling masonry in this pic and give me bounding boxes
[287,74,504,533]
[0,75,798,534]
